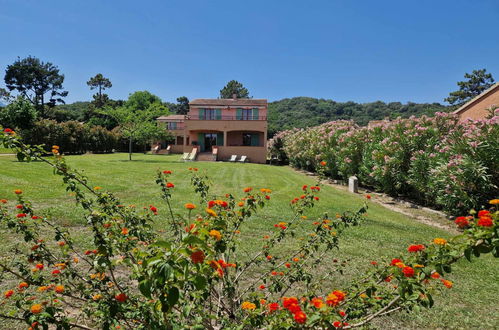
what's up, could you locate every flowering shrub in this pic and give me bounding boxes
[270,112,499,214]
[0,128,498,329]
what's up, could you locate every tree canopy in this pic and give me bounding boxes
[220,80,250,99]
[445,69,495,106]
[0,95,38,130]
[87,73,112,108]
[4,56,68,116]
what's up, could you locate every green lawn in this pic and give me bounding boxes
[0,153,497,329]
[0,146,13,154]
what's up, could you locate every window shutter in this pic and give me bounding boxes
[217,132,224,146]
[198,108,205,120]
[197,133,204,152]
[252,108,259,120]
[216,109,222,120]
[236,108,242,120]
[251,133,259,146]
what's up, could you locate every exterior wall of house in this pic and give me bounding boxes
[455,85,499,121]
[216,146,267,163]
[188,106,267,119]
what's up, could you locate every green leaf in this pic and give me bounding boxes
[167,286,180,307]
[139,279,152,299]
[152,240,172,250]
[194,275,207,290]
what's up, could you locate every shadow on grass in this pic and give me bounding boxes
[109,159,184,164]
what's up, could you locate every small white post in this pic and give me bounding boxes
[348,176,358,193]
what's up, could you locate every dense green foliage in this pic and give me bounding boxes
[0,96,37,130]
[4,56,68,115]
[271,113,499,215]
[445,69,495,106]
[220,80,250,99]
[268,97,450,136]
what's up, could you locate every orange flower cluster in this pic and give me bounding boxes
[282,297,307,324]
[454,216,471,228]
[477,210,493,227]
[51,145,60,155]
[184,203,196,210]
[241,301,256,310]
[326,290,345,306]
[433,238,447,245]
[208,200,228,208]
[407,244,425,253]
[274,222,287,230]
[209,229,222,241]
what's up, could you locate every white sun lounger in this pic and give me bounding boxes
[238,155,248,163]
[229,155,237,162]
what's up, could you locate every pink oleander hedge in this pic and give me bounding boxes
[270,112,499,215]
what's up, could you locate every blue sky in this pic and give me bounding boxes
[1,0,498,104]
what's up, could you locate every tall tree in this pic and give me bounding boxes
[103,91,170,160]
[175,96,189,114]
[4,56,68,116]
[0,95,37,130]
[87,73,112,108]
[220,80,250,99]
[445,69,495,106]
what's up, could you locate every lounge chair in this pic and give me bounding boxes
[181,152,189,161]
[187,149,197,161]
[238,155,248,163]
[229,155,237,162]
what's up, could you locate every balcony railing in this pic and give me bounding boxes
[165,124,185,130]
[187,115,267,121]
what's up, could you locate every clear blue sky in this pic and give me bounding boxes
[1,0,498,104]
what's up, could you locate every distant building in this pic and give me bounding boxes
[453,83,499,121]
[156,97,268,163]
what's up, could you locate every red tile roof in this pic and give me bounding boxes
[189,98,267,106]
[157,114,185,121]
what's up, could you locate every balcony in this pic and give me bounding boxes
[187,115,267,121]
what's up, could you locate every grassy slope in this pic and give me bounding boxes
[0,153,497,329]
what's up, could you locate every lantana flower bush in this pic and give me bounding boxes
[271,112,498,215]
[0,128,498,329]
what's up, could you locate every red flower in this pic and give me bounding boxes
[268,302,280,312]
[314,196,319,201]
[259,284,265,290]
[282,297,299,309]
[454,216,469,228]
[31,215,39,219]
[302,185,308,191]
[402,266,414,277]
[370,261,377,265]
[162,170,172,174]
[390,258,402,266]
[16,213,27,218]
[333,321,342,328]
[320,161,326,166]
[3,128,12,133]
[166,182,174,188]
[477,217,493,227]
[52,269,61,275]
[190,250,205,264]
[366,194,371,199]
[4,290,14,298]
[477,210,490,217]
[285,263,291,268]
[265,195,270,200]
[35,263,44,270]
[407,244,425,253]
[115,293,127,302]
[339,310,346,317]
[150,206,157,213]
[16,204,23,209]
[294,311,307,324]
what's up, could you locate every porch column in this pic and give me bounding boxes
[223,131,227,147]
[263,130,267,148]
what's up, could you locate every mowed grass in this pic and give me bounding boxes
[0,153,497,329]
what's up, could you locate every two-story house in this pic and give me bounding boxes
[156,97,268,163]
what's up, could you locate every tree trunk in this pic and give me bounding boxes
[129,137,132,161]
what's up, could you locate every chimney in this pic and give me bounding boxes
[232,93,237,99]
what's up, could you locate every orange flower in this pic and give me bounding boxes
[259,284,265,290]
[35,263,44,270]
[402,266,415,277]
[366,194,371,199]
[190,250,205,264]
[73,257,79,264]
[30,304,43,314]
[4,290,14,298]
[326,290,346,306]
[311,297,324,308]
[293,257,300,262]
[58,241,65,247]
[241,301,256,310]
[206,208,217,217]
[209,229,222,241]
[268,302,280,312]
[408,244,425,253]
[433,238,447,245]
[441,279,453,288]
[477,217,493,227]
[237,201,244,207]
[185,203,196,210]
[55,285,64,293]
[430,272,440,279]
[14,189,22,195]
[166,182,175,188]
[260,188,272,193]
[243,187,252,193]
[320,161,327,166]
[93,186,102,191]
[489,199,499,205]
[0,199,7,204]
[18,282,29,290]
[121,227,129,235]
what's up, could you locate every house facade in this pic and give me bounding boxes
[156,97,268,163]
[453,83,499,121]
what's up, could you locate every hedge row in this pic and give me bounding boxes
[20,119,119,154]
[270,112,499,215]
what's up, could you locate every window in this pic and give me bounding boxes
[199,108,221,120]
[236,108,259,120]
[167,122,177,130]
[242,133,260,146]
[242,109,252,120]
